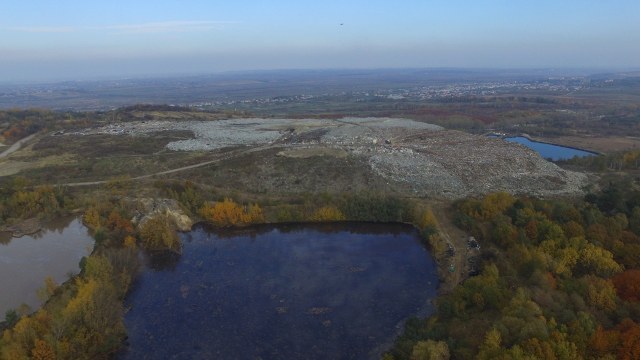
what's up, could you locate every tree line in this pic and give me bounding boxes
[387,191,640,359]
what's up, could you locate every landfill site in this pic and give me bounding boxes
[69,117,589,199]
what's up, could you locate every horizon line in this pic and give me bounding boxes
[2,66,639,86]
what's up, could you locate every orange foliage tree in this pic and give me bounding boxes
[199,198,264,227]
[590,319,640,360]
[31,339,55,360]
[612,269,640,302]
[618,319,640,360]
[106,209,134,244]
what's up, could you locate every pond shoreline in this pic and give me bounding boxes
[121,221,438,360]
[0,216,94,320]
[0,218,43,238]
[516,133,601,155]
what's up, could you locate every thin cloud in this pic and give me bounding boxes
[7,26,76,33]
[6,21,237,34]
[103,21,237,34]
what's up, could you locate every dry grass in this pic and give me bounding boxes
[0,154,77,177]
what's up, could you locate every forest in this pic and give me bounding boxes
[387,186,640,360]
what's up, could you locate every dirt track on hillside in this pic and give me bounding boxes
[0,133,37,159]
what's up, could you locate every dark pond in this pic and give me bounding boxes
[505,136,597,161]
[121,222,438,360]
[0,217,93,315]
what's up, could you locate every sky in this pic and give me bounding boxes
[1,0,639,82]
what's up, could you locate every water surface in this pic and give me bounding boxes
[0,217,93,315]
[121,222,438,360]
[505,136,597,161]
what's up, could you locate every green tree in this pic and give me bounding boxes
[411,340,450,360]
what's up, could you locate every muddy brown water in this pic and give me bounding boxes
[0,217,94,316]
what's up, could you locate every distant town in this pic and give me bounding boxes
[0,69,633,111]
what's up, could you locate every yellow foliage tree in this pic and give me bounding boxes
[1,310,51,359]
[123,235,137,249]
[61,278,124,358]
[1,254,132,359]
[37,276,58,302]
[84,255,114,284]
[246,203,265,223]
[83,207,101,229]
[580,243,623,277]
[411,339,450,360]
[477,328,503,360]
[310,206,346,221]
[584,276,617,311]
[418,209,438,230]
[480,192,516,221]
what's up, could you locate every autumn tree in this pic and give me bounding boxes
[591,320,640,360]
[612,269,640,302]
[590,325,619,357]
[246,203,265,223]
[495,288,549,346]
[60,278,124,358]
[123,235,137,249]
[479,192,515,221]
[618,319,640,360]
[577,243,622,277]
[476,328,503,360]
[37,276,58,302]
[106,209,134,239]
[4,186,63,220]
[418,209,438,231]
[411,340,450,360]
[309,206,346,222]
[138,214,181,253]
[83,207,101,229]
[581,276,617,311]
[31,339,55,360]
[199,198,264,227]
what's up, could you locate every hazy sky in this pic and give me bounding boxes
[1,0,639,82]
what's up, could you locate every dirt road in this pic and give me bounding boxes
[0,133,37,159]
[61,144,276,187]
[432,202,470,294]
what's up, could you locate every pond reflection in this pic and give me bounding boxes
[0,217,94,316]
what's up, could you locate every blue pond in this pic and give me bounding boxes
[505,136,597,161]
[120,222,438,360]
